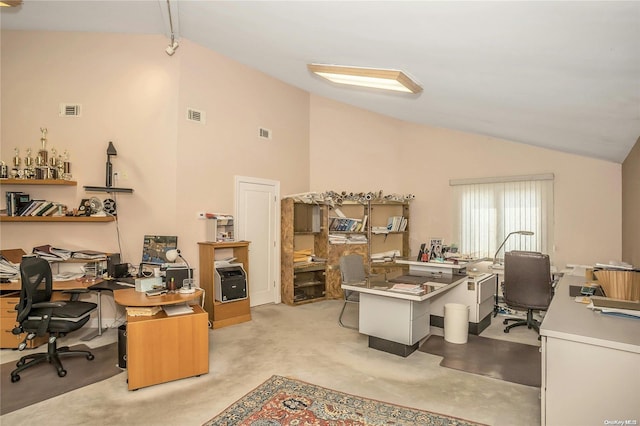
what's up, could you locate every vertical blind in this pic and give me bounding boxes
[450,174,554,260]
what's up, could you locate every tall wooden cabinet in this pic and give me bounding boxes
[281,197,411,305]
[281,199,328,305]
[198,241,251,328]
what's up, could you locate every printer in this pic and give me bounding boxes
[214,262,247,303]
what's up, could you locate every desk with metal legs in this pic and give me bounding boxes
[83,280,134,340]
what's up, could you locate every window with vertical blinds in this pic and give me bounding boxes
[450,174,554,261]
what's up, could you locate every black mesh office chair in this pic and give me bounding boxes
[338,254,367,329]
[10,257,97,383]
[502,251,554,335]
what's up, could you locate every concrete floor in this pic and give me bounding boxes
[0,300,540,426]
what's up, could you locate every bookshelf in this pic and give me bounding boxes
[281,195,411,304]
[0,179,115,223]
[281,199,328,305]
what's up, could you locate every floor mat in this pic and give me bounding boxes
[1,342,123,415]
[418,334,541,387]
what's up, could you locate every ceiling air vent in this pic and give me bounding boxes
[259,127,272,140]
[59,104,81,117]
[187,108,205,124]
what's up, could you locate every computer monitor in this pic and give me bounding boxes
[141,235,178,265]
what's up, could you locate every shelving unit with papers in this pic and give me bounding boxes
[367,201,410,277]
[281,198,328,305]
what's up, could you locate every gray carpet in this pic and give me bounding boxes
[1,342,123,415]
[418,334,541,387]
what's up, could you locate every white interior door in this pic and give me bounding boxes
[235,176,280,306]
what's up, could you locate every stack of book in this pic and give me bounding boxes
[9,198,62,217]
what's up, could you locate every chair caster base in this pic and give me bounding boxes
[11,374,20,383]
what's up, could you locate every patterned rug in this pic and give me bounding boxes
[205,375,484,426]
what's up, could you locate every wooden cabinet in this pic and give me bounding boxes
[198,241,251,328]
[0,179,115,222]
[281,196,411,305]
[126,305,209,390]
[281,199,328,305]
[0,292,48,349]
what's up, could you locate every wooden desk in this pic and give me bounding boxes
[114,288,208,390]
[1,278,95,292]
[113,288,203,306]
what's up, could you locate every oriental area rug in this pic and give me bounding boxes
[204,375,485,426]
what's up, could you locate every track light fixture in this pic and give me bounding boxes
[164,0,179,56]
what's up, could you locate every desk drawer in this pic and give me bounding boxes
[1,292,20,312]
[0,293,47,349]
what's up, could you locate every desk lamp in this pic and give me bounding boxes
[166,249,195,294]
[493,231,534,265]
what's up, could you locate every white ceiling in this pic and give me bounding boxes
[2,1,639,163]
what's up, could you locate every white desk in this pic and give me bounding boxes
[540,274,640,425]
[395,258,486,276]
[342,274,466,356]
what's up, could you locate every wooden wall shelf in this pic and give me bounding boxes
[0,179,77,186]
[0,215,115,223]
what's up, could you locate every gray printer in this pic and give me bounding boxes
[214,262,247,303]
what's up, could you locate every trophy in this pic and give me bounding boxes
[24,148,35,179]
[49,147,57,179]
[12,148,23,178]
[39,128,49,164]
[0,161,8,179]
[62,150,72,180]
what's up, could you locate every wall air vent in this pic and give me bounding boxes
[59,104,81,117]
[187,108,205,124]
[259,127,272,140]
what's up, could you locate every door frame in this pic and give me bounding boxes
[234,175,281,305]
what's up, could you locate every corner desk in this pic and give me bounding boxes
[540,274,640,425]
[114,288,209,390]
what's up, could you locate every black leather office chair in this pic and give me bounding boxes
[10,257,97,383]
[338,254,367,329]
[502,251,554,335]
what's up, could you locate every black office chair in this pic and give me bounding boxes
[338,254,368,329]
[502,251,554,335]
[10,257,97,383]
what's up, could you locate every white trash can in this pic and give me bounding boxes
[444,303,469,344]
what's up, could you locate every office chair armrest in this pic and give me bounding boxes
[63,288,90,301]
[31,301,66,309]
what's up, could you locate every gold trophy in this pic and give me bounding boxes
[24,148,35,179]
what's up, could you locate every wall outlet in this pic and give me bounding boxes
[196,212,206,220]
[114,170,128,180]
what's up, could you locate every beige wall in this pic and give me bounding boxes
[622,137,640,266]
[1,31,309,267]
[0,30,625,301]
[309,96,622,269]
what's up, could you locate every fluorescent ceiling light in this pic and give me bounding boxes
[0,0,22,6]
[308,64,422,94]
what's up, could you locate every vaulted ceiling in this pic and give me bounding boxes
[2,1,639,163]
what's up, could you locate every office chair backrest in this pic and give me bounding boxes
[16,257,53,324]
[504,251,553,310]
[340,254,366,283]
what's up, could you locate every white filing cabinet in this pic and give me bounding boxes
[429,273,496,334]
